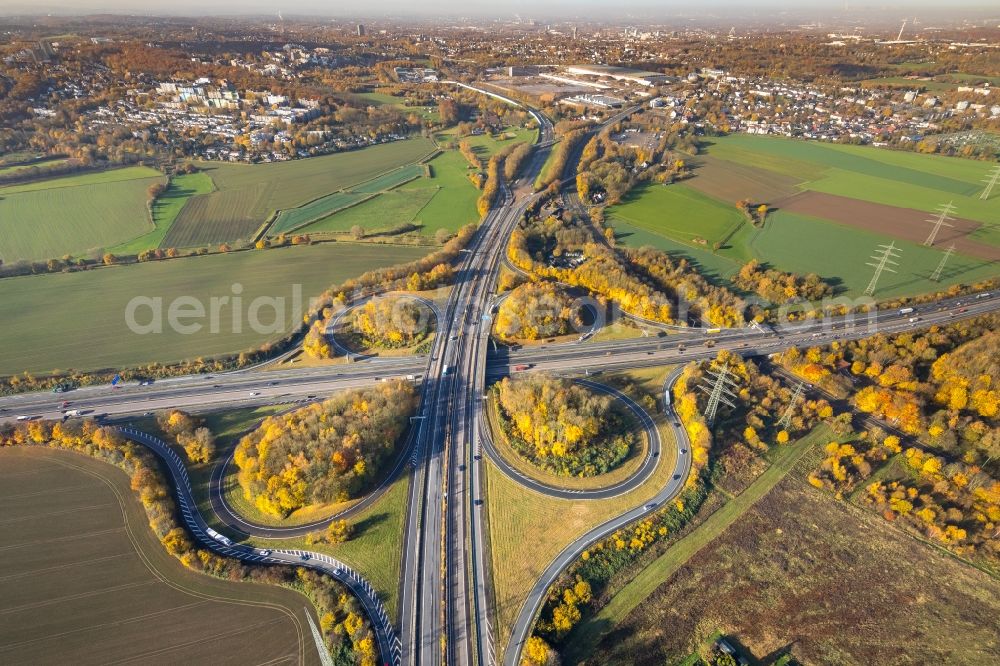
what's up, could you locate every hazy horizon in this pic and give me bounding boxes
[3,0,1000,20]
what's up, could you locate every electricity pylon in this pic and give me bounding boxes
[929,244,956,282]
[864,241,901,296]
[923,201,956,246]
[778,381,805,429]
[698,363,739,426]
[981,165,1000,201]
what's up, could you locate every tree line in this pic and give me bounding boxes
[733,259,833,305]
[0,419,377,665]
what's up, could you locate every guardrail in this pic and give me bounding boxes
[116,426,401,666]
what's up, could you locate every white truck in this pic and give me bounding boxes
[205,527,233,547]
[64,409,83,417]
[899,307,915,315]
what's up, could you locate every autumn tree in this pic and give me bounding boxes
[496,374,633,476]
[234,382,416,517]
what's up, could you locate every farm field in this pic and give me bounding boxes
[750,211,999,298]
[305,188,438,235]
[609,134,1000,299]
[860,76,956,92]
[0,167,164,262]
[110,171,215,254]
[711,134,1000,232]
[587,448,1000,666]
[163,138,436,247]
[0,447,320,666]
[0,242,430,375]
[610,184,752,262]
[268,163,428,236]
[289,148,481,237]
[0,165,161,194]
[565,426,830,663]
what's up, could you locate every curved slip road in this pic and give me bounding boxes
[325,293,443,360]
[502,366,691,666]
[480,378,663,500]
[207,411,423,539]
[116,426,401,666]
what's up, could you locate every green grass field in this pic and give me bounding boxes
[436,126,538,158]
[351,91,439,121]
[249,474,411,620]
[860,76,956,92]
[110,172,215,254]
[712,134,999,229]
[306,148,483,237]
[404,151,482,232]
[0,167,164,262]
[609,135,1000,299]
[0,166,161,194]
[267,163,428,236]
[304,188,438,235]
[0,447,321,666]
[269,192,373,236]
[163,138,436,247]
[610,183,752,259]
[0,243,430,375]
[750,210,998,298]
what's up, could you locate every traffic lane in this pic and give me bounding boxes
[0,358,424,416]
[495,298,1000,377]
[0,375,395,424]
[501,368,687,664]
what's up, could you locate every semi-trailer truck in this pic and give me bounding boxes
[205,527,233,547]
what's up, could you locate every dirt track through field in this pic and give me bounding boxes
[776,190,1000,262]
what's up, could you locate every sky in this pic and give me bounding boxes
[3,1,1000,18]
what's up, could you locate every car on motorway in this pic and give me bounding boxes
[646,502,659,509]
[61,401,70,408]
[15,415,30,421]
[258,549,272,556]
[249,391,261,396]
[673,474,682,480]
[300,554,311,561]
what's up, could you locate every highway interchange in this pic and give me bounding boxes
[2,88,999,666]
